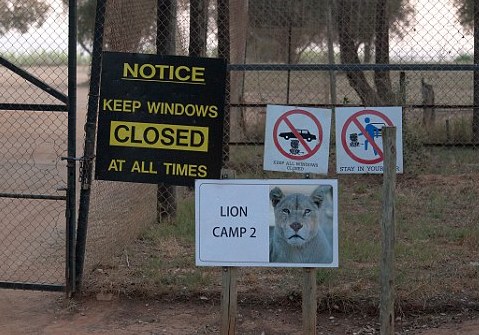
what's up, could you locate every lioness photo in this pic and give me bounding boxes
[269,185,333,264]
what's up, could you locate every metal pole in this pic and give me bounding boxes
[66,0,78,297]
[75,0,107,292]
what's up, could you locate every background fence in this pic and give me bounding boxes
[73,0,479,301]
[2,0,477,299]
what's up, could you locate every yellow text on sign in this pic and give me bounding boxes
[109,121,208,152]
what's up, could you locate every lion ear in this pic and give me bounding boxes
[270,187,284,207]
[311,185,332,208]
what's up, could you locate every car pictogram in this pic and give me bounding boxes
[278,129,317,142]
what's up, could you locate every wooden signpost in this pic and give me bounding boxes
[380,127,397,335]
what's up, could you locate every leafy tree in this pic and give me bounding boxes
[452,0,474,33]
[71,0,96,55]
[61,0,96,54]
[451,0,478,141]
[248,0,413,104]
[67,0,171,55]
[248,0,328,63]
[0,0,49,35]
[247,0,413,65]
[338,0,410,104]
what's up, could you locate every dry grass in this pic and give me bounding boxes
[80,68,479,312]
[83,150,479,313]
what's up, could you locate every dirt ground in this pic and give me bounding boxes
[0,289,478,335]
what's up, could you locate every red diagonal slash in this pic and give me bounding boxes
[282,117,314,154]
[352,118,384,159]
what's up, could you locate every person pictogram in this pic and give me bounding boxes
[357,117,384,155]
[340,108,398,167]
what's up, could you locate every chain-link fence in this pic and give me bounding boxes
[70,0,479,301]
[1,0,477,299]
[77,0,158,289]
[0,0,74,290]
[78,0,222,289]
[223,0,478,178]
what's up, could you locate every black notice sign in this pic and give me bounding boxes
[95,51,226,186]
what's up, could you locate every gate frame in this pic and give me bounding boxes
[0,0,77,295]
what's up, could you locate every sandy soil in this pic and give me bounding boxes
[1,289,478,335]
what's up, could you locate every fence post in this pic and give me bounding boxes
[326,0,337,106]
[399,71,406,105]
[65,0,78,297]
[75,0,107,292]
[221,266,238,335]
[300,173,318,334]
[302,267,317,335]
[219,169,237,335]
[421,78,435,129]
[380,127,397,335]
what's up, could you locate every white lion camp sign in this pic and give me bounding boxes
[195,179,339,268]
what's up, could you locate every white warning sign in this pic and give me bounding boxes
[335,107,403,174]
[263,105,332,174]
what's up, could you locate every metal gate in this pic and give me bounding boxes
[0,1,76,294]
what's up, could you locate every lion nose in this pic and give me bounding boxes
[290,222,303,233]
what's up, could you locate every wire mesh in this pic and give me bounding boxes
[76,0,478,303]
[80,0,158,284]
[0,198,65,284]
[223,0,478,175]
[0,0,69,286]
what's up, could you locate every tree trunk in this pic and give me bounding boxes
[337,0,382,106]
[156,0,177,222]
[374,0,394,104]
[104,0,154,52]
[217,0,230,163]
[229,0,248,141]
[472,0,479,142]
[189,0,208,57]
[363,41,372,64]
[156,0,176,54]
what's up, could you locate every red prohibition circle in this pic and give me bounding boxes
[341,109,394,164]
[273,109,323,160]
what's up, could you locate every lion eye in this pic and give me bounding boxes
[282,208,290,214]
[304,209,311,215]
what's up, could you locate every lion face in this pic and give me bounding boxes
[270,190,322,247]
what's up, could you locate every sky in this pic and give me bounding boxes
[0,0,474,62]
